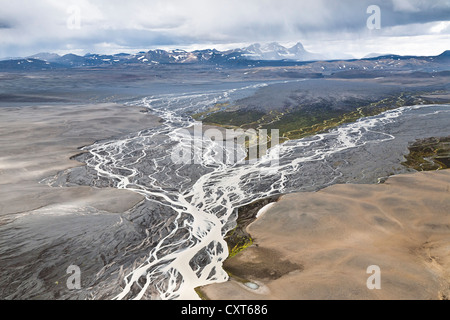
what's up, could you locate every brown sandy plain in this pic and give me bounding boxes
[200,170,450,300]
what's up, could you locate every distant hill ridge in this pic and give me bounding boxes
[19,42,325,67]
[0,43,448,71]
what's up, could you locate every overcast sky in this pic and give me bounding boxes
[1,0,449,59]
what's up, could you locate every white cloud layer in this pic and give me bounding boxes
[0,0,449,58]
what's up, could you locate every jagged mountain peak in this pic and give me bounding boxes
[289,42,305,51]
[244,43,262,52]
[240,41,322,61]
[263,42,286,50]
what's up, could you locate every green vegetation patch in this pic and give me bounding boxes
[195,92,443,142]
[277,102,394,140]
[192,103,230,121]
[402,136,450,171]
[194,287,209,300]
[200,109,266,127]
[228,235,253,258]
[224,196,279,258]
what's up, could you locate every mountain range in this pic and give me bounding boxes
[0,42,326,69]
[0,42,449,72]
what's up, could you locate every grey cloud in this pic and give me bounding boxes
[0,0,448,58]
[0,22,11,29]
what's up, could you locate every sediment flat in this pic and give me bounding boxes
[201,169,450,300]
[0,103,163,219]
[0,103,162,218]
[0,103,164,299]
